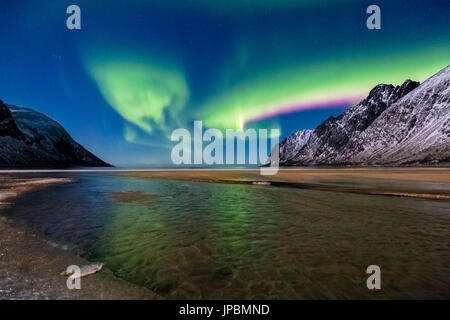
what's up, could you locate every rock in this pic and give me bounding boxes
[60,263,103,278]
[0,102,111,167]
[271,64,449,166]
[0,100,25,140]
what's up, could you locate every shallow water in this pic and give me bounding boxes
[2,172,450,299]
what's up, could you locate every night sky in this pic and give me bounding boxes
[0,0,449,166]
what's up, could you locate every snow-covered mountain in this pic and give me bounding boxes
[0,100,110,167]
[273,65,450,166]
[278,129,312,163]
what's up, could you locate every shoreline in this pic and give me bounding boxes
[0,216,160,299]
[120,168,450,200]
[0,165,449,174]
[0,177,160,300]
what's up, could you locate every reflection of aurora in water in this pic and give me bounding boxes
[98,180,265,296]
[4,173,450,299]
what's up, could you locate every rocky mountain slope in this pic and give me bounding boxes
[272,65,450,166]
[0,100,110,167]
[278,129,312,163]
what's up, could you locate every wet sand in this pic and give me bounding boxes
[0,177,160,300]
[0,177,72,205]
[122,167,450,182]
[121,168,450,200]
[111,191,158,205]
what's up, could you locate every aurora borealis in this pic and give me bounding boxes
[84,50,189,135]
[0,0,449,166]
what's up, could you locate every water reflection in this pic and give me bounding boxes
[4,173,450,299]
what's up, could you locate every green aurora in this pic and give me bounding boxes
[3,0,448,165]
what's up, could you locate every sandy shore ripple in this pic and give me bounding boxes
[0,176,160,300]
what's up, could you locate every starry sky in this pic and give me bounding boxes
[0,0,449,166]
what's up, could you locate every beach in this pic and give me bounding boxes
[0,168,449,299]
[121,168,450,200]
[0,176,159,299]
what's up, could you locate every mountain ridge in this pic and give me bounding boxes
[0,99,111,168]
[271,65,450,166]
